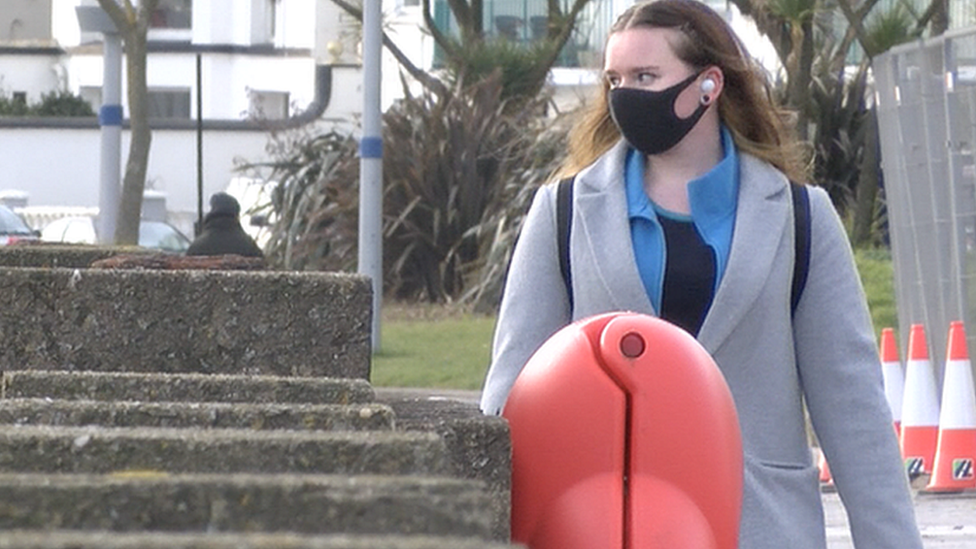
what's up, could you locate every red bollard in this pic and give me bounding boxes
[504,312,742,549]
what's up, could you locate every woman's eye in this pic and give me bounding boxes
[636,72,655,83]
[606,75,621,87]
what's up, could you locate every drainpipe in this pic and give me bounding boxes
[263,64,333,130]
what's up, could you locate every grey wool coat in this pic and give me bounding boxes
[480,141,923,549]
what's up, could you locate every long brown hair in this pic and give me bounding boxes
[559,0,808,183]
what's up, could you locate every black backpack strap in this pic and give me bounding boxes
[556,177,574,311]
[790,182,811,316]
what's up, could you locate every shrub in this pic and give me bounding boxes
[0,89,95,117]
[32,90,96,117]
[244,74,566,305]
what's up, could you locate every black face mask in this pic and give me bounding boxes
[608,72,708,156]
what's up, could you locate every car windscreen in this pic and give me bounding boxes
[139,221,190,253]
[0,207,32,234]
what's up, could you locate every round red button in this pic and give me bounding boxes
[620,332,645,358]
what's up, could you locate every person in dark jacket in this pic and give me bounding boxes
[186,192,264,257]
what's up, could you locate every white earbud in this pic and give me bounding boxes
[700,78,716,93]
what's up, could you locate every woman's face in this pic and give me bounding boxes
[603,27,703,118]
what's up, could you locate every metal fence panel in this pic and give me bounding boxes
[875,28,976,385]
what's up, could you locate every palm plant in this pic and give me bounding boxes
[380,74,547,301]
[240,74,554,304]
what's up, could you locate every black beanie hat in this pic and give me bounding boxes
[209,192,240,217]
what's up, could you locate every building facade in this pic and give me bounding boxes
[0,0,773,227]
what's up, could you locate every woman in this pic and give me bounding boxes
[480,0,923,547]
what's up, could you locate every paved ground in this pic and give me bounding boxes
[378,388,976,547]
[825,490,976,548]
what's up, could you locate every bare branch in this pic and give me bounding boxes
[328,0,451,98]
[382,33,451,99]
[914,0,947,36]
[835,0,882,57]
[420,0,458,58]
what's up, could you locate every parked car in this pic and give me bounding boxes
[0,205,40,246]
[40,217,191,253]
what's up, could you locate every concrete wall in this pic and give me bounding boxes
[0,125,267,215]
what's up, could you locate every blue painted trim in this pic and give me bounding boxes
[99,105,123,126]
[359,136,383,158]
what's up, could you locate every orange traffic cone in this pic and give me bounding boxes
[880,328,905,438]
[817,447,833,487]
[924,321,976,492]
[900,324,940,478]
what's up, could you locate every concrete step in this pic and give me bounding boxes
[0,426,447,475]
[0,473,495,539]
[0,531,523,549]
[0,399,395,431]
[0,268,371,378]
[1,371,374,405]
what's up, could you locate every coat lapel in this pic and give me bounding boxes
[697,154,791,353]
[574,141,656,315]
[570,145,791,345]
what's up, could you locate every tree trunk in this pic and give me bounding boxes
[114,26,151,245]
[97,0,159,246]
[852,107,880,247]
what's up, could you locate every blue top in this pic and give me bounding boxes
[625,127,739,314]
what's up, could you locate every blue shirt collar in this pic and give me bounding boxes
[625,127,739,222]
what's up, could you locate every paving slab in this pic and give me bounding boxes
[0,531,524,549]
[0,371,375,405]
[0,399,395,431]
[0,425,447,475]
[0,268,370,378]
[824,491,976,548]
[0,473,494,539]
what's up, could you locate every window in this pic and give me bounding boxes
[79,86,102,111]
[248,90,289,120]
[148,88,191,119]
[151,0,192,29]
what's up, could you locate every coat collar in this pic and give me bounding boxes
[573,142,791,353]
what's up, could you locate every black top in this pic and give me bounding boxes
[658,213,716,336]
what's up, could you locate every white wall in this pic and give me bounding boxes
[0,55,64,102]
[0,126,267,214]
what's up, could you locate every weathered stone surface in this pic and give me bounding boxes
[0,268,371,378]
[0,426,447,475]
[90,253,266,271]
[375,391,511,542]
[1,371,375,405]
[0,474,494,539]
[0,531,524,549]
[0,399,395,431]
[0,245,152,269]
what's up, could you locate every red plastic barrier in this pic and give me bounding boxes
[504,312,742,549]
